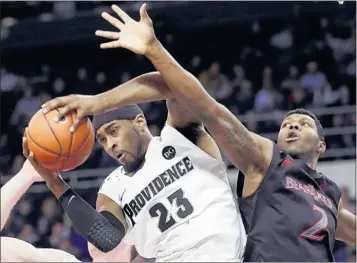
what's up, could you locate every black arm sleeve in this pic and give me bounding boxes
[58,188,124,252]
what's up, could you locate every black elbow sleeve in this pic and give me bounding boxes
[58,188,124,252]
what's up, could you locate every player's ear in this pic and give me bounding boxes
[133,114,147,131]
[317,140,326,154]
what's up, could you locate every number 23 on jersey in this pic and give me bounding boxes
[149,189,194,232]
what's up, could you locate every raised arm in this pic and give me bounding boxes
[43,72,222,161]
[42,72,173,131]
[1,158,43,230]
[95,4,272,176]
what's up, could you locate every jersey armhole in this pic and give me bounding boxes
[98,172,124,208]
[161,122,227,168]
[236,143,282,199]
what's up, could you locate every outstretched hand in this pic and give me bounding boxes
[95,3,156,55]
[41,95,97,132]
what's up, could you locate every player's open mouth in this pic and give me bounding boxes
[116,152,125,163]
[286,137,299,142]
[286,131,299,142]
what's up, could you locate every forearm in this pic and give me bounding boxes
[37,249,81,262]
[95,71,173,112]
[46,177,123,252]
[337,208,356,245]
[146,40,217,119]
[1,171,34,230]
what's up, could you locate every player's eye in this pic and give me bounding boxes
[110,128,118,136]
[282,123,288,128]
[99,137,106,144]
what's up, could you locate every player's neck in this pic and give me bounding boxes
[290,152,318,170]
[305,159,318,170]
[143,131,154,150]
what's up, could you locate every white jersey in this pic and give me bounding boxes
[99,124,246,262]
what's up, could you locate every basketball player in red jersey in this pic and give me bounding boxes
[43,4,355,261]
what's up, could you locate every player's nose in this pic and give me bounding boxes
[110,142,119,151]
[288,124,299,130]
[106,138,119,151]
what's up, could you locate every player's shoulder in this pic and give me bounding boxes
[159,123,178,139]
[159,122,201,145]
[98,167,127,205]
[99,166,123,192]
[320,173,341,200]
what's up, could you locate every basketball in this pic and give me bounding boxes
[26,108,95,171]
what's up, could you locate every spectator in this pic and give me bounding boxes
[345,58,355,77]
[236,80,254,114]
[0,135,11,172]
[10,86,42,127]
[37,197,58,236]
[121,72,131,84]
[1,68,22,92]
[49,222,67,248]
[198,62,231,99]
[96,71,107,86]
[53,1,75,19]
[189,56,202,76]
[282,65,300,91]
[75,67,94,94]
[254,67,282,112]
[10,198,33,234]
[300,61,325,93]
[18,224,39,244]
[52,77,66,97]
[9,155,26,175]
[270,26,293,50]
[288,87,308,110]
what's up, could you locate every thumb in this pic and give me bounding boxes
[28,152,39,168]
[139,3,150,22]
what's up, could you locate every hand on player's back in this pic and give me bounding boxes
[42,94,97,132]
[22,128,58,182]
[95,3,156,55]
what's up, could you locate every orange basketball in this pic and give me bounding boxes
[26,108,95,171]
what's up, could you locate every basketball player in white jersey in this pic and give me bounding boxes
[30,74,246,260]
[0,159,81,262]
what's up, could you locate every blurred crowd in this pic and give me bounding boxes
[1,1,133,21]
[0,2,356,262]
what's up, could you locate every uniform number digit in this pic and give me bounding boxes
[299,205,328,241]
[149,189,194,232]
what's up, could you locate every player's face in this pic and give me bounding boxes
[96,120,145,173]
[277,114,325,157]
